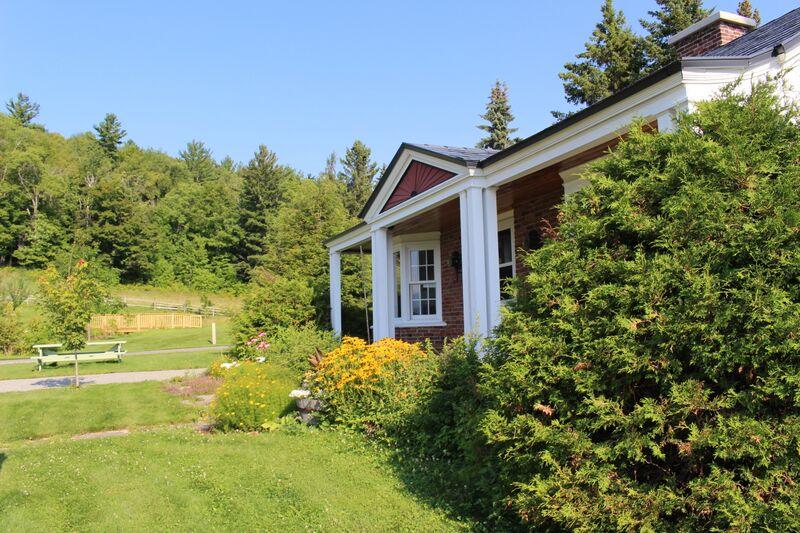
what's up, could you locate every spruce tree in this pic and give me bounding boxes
[93,113,127,159]
[641,0,710,69]
[238,145,298,271]
[476,80,518,150]
[338,141,379,217]
[319,152,338,182]
[5,93,40,126]
[556,0,647,109]
[179,140,216,182]
[737,0,761,25]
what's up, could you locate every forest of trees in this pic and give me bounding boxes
[0,95,379,333]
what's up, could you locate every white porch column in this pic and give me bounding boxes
[329,250,342,337]
[483,187,501,332]
[460,187,490,337]
[370,227,392,341]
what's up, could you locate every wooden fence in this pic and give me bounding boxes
[119,297,225,316]
[89,313,203,334]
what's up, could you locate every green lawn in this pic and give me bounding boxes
[0,351,220,380]
[105,318,233,351]
[0,429,467,531]
[0,382,199,443]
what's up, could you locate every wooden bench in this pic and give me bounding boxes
[31,341,127,371]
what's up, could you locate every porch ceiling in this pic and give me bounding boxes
[389,199,460,236]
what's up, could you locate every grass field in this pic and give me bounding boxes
[0,429,467,531]
[0,382,199,443]
[0,351,221,380]
[113,284,243,312]
[105,317,234,351]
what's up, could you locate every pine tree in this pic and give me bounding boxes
[556,0,647,109]
[319,152,338,182]
[476,80,518,150]
[93,113,127,159]
[179,140,216,182]
[338,141,379,217]
[5,93,40,126]
[641,0,710,69]
[737,0,761,25]
[238,145,298,270]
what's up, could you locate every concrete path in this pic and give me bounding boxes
[0,368,206,393]
[0,345,231,366]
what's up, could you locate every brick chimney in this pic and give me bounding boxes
[667,11,757,58]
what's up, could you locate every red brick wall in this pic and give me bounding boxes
[395,219,464,348]
[394,171,564,348]
[674,20,750,58]
[513,171,564,279]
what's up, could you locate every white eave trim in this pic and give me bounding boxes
[327,224,371,253]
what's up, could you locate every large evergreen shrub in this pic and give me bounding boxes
[484,81,800,530]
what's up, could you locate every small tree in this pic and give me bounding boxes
[737,0,761,25]
[641,0,710,69]
[38,260,108,386]
[476,80,518,150]
[0,272,33,310]
[555,0,646,111]
[93,113,127,159]
[338,141,379,217]
[0,303,25,357]
[5,93,40,126]
[180,140,216,182]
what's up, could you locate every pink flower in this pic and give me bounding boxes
[258,332,267,338]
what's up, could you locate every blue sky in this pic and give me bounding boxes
[1,1,795,175]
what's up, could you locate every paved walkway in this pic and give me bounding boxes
[0,368,206,393]
[0,345,231,366]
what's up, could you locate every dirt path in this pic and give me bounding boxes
[0,345,231,366]
[0,368,206,393]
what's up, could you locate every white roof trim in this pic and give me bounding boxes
[667,11,757,45]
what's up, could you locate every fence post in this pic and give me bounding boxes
[211,322,217,345]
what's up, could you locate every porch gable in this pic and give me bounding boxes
[382,161,456,213]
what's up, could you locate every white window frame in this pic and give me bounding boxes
[391,233,445,327]
[498,211,515,301]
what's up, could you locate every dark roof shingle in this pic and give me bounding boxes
[406,143,498,166]
[702,8,800,57]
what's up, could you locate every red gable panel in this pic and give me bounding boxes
[381,161,457,212]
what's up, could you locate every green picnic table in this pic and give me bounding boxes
[31,341,127,371]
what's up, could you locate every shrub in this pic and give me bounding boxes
[211,362,298,431]
[233,270,316,352]
[0,303,26,357]
[264,326,339,373]
[482,81,800,530]
[313,337,438,433]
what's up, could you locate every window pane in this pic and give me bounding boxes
[412,300,421,315]
[500,265,514,299]
[498,229,513,264]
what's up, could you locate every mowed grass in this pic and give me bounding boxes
[115,317,233,351]
[0,382,199,443]
[0,351,220,380]
[112,284,243,311]
[0,429,468,532]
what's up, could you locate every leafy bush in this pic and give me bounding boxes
[313,337,438,433]
[482,81,800,530]
[0,303,26,357]
[211,362,298,431]
[264,326,339,373]
[233,270,316,351]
